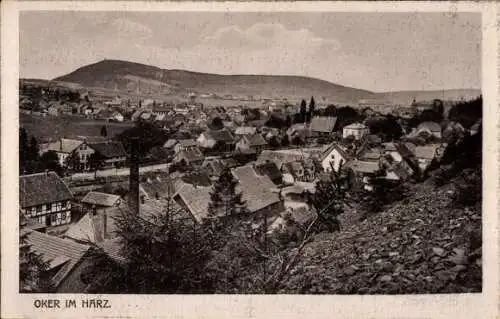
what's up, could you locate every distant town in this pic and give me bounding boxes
[19,64,482,294]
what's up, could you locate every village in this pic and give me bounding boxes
[18,77,483,294]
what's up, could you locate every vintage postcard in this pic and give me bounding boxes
[1,1,499,318]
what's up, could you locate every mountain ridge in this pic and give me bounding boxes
[51,59,482,106]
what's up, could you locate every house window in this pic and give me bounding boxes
[56,202,62,211]
[42,204,47,212]
[62,201,66,209]
[50,213,57,226]
[51,203,56,211]
[65,211,72,224]
[30,207,36,217]
[37,205,42,214]
[38,215,46,225]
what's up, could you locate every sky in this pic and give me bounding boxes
[19,11,481,92]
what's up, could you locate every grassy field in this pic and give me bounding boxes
[20,113,134,142]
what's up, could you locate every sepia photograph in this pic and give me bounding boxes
[2,1,499,318]
[16,9,485,295]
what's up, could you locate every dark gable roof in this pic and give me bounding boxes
[81,191,121,207]
[181,171,212,187]
[205,129,235,143]
[254,162,283,184]
[20,172,73,208]
[417,121,441,133]
[177,148,204,163]
[24,229,90,288]
[310,116,337,133]
[244,134,267,147]
[89,141,127,158]
[232,165,281,213]
[320,143,352,162]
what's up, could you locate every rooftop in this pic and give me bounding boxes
[20,171,73,208]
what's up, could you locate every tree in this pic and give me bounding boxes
[40,151,64,177]
[356,169,407,218]
[268,136,281,149]
[323,104,337,117]
[100,125,108,137]
[299,99,307,123]
[365,115,403,141]
[209,117,224,130]
[336,106,362,129]
[207,168,247,223]
[285,115,292,128]
[291,135,303,146]
[20,220,53,292]
[19,128,30,174]
[307,96,316,123]
[91,200,214,293]
[89,152,104,172]
[281,134,290,147]
[309,163,349,232]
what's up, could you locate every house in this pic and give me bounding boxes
[152,106,171,118]
[279,182,316,203]
[139,174,176,201]
[39,138,85,168]
[88,141,127,168]
[282,161,310,183]
[65,192,127,244]
[202,157,239,178]
[309,116,337,137]
[172,175,213,223]
[173,139,198,154]
[21,229,91,293]
[231,165,284,217]
[163,138,178,150]
[235,126,257,136]
[20,171,73,227]
[411,100,434,113]
[412,121,442,139]
[343,122,370,140]
[111,111,124,122]
[173,147,205,166]
[319,143,352,172]
[257,149,309,170]
[344,159,381,191]
[197,129,235,151]
[254,161,283,185]
[235,134,268,154]
[286,123,309,143]
[414,144,439,171]
[131,110,143,121]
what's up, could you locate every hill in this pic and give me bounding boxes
[53,59,376,105]
[50,59,481,107]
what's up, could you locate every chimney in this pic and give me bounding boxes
[128,137,140,215]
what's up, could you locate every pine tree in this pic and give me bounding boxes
[19,218,52,292]
[307,96,316,123]
[299,99,307,123]
[19,128,29,174]
[207,168,247,222]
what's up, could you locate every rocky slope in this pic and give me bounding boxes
[282,183,482,294]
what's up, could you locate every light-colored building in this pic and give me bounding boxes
[342,122,370,140]
[319,143,352,172]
